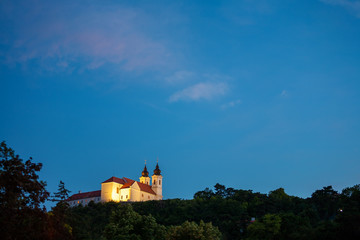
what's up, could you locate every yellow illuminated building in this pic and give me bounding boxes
[67,162,163,206]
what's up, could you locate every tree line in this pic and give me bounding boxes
[1,141,359,239]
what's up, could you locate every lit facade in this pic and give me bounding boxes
[67,163,163,206]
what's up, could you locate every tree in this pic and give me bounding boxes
[246,214,282,240]
[268,188,290,201]
[334,184,360,239]
[278,213,312,240]
[268,188,293,213]
[214,183,226,198]
[53,180,71,202]
[194,187,214,199]
[46,181,73,239]
[0,141,49,240]
[103,204,166,240]
[166,220,222,240]
[311,186,340,220]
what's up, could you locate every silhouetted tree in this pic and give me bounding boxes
[214,183,226,198]
[166,220,222,240]
[194,187,214,199]
[0,141,49,240]
[53,180,71,202]
[47,181,73,239]
[310,186,340,220]
[246,214,281,240]
[103,204,166,240]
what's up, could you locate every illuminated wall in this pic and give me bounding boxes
[151,175,163,200]
[99,176,161,202]
[101,182,123,202]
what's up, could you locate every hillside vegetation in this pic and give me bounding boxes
[67,183,360,240]
[1,141,359,239]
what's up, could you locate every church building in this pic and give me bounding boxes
[67,162,163,206]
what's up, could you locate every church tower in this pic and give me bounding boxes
[139,161,150,185]
[151,160,163,199]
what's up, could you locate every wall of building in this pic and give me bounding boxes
[139,176,150,185]
[69,196,101,207]
[119,188,130,201]
[101,182,124,202]
[129,182,140,201]
[151,175,163,200]
[73,174,163,206]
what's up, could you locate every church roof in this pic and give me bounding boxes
[120,177,156,195]
[102,176,157,195]
[142,165,149,177]
[67,190,101,201]
[153,163,161,175]
[120,177,135,188]
[102,176,126,184]
[137,181,156,195]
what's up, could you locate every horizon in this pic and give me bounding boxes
[1,0,359,209]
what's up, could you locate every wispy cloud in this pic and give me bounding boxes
[281,90,289,97]
[169,82,228,102]
[165,71,195,84]
[320,0,360,17]
[221,99,242,109]
[0,0,172,72]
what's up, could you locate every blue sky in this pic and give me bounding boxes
[1,0,360,204]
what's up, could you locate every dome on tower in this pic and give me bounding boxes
[153,163,161,175]
[142,165,149,177]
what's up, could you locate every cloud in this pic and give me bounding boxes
[221,99,242,109]
[281,90,289,97]
[320,0,360,17]
[0,0,172,72]
[169,82,228,102]
[165,71,195,84]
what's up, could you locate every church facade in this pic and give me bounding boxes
[67,163,163,206]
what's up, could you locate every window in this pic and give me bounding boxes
[148,196,150,199]
[126,195,128,199]
[153,180,155,184]
[142,194,144,197]
[116,187,120,194]
[121,195,123,200]
[159,180,161,185]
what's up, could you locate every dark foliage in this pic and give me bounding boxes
[0,141,49,240]
[62,182,360,240]
[46,181,73,239]
[1,140,359,239]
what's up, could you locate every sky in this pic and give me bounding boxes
[1,0,360,205]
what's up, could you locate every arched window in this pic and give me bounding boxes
[153,180,156,184]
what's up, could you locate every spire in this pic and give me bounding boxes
[153,161,161,175]
[142,160,149,177]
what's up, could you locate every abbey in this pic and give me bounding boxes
[67,162,163,206]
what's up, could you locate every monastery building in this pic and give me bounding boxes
[67,162,163,206]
